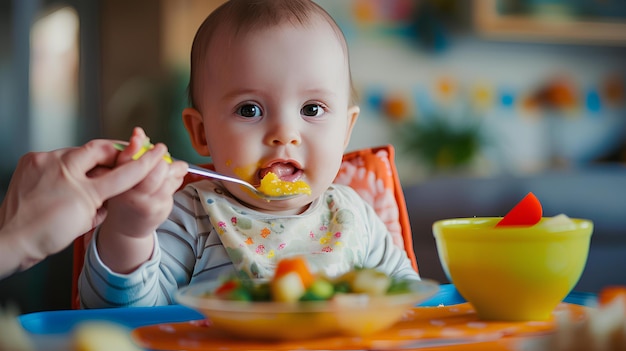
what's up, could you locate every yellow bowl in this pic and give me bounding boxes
[433,217,593,321]
[176,279,439,340]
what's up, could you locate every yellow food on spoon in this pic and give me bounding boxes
[132,139,173,163]
[257,172,311,197]
[113,140,172,163]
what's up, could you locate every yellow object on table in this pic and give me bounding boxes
[73,321,142,351]
[433,216,593,322]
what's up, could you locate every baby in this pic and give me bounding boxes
[79,0,419,308]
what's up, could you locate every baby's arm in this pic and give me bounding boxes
[362,201,420,281]
[95,128,187,273]
[79,186,210,308]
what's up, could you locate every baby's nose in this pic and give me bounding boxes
[265,119,302,146]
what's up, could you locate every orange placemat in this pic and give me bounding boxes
[132,303,589,351]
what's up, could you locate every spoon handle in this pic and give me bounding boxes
[186,164,257,191]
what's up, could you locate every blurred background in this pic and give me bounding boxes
[1,0,625,313]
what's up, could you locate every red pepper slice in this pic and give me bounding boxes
[496,192,543,227]
[214,280,238,297]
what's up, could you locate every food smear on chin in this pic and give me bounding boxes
[256,172,311,197]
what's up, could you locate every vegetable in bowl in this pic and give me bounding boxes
[177,256,438,340]
[211,256,413,303]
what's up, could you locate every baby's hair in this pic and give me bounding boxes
[187,0,356,110]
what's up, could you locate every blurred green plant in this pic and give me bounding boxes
[397,115,483,171]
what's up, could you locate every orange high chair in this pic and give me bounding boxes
[71,145,418,309]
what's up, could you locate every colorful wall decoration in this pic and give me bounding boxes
[316,0,626,182]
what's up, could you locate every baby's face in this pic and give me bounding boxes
[190,17,358,214]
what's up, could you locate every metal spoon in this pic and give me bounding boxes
[185,163,302,201]
[112,142,301,201]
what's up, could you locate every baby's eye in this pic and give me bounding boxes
[301,104,324,117]
[237,104,262,118]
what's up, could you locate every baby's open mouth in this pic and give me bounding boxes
[258,162,303,183]
[256,162,311,197]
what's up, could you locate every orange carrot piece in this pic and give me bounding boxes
[274,256,315,288]
[598,285,626,307]
[496,192,543,227]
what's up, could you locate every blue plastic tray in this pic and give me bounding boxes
[19,284,597,335]
[418,284,597,307]
[20,305,204,335]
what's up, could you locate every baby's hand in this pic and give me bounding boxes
[102,128,186,238]
[96,128,187,273]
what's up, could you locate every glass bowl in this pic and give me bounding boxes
[176,279,439,340]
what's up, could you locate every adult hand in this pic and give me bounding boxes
[0,127,187,278]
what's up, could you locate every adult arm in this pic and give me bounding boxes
[0,132,179,279]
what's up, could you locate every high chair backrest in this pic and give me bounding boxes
[71,145,417,309]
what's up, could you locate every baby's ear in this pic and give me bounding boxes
[343,105,360,149]
[182,107,211,156]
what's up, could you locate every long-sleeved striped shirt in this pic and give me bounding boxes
[79,180,419,308]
